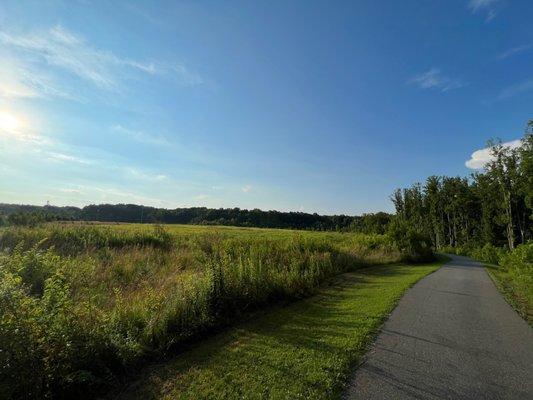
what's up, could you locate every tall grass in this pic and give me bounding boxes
[492,244,533,322]
[0,224,401,399]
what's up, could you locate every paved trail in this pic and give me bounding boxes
[344,254,533,400]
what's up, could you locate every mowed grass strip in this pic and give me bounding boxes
[114,259,445,400]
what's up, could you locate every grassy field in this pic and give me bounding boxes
[0,223,406,399]
[113,258,446,400]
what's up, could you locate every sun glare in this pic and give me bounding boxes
[0,110,26,138]
[0,111,22,133]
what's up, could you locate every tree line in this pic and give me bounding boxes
[0,202,391,233]
[4,120,530,243]
[392,120,532,251]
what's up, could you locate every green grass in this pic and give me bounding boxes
[0,223,405,399]
[485,264,532,325]
[113,258,446,400]
[480,243,532,326]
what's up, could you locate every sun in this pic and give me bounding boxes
[0,111,22,133]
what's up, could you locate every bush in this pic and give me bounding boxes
[483,243,532,322]
[469,244,507,265]
[387,218,434,262]
[499,243,533,297]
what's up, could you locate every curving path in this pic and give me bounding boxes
[344,254,533,399]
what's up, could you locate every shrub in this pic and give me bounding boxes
[499,243,533,295]
[387,218,434,262]
[469,243,507,265]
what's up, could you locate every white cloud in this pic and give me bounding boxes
[0,119,44,144]
[409,68,466,92]
[0,25,203,93]
[58,188,85,194]
[0,26,118,90]
[170,64,204,86]
[111,124,172,146]
[465,139,522,169]
[126,167,167,182]
[58,184,171,206]
[498,44,533,60]
[0,57,76,100]
[46,151,93,165]
[1,123,170,184]
[498,79,533,100]
[241,185,252,193]
[0,62,39,98]
[468,0,501,21]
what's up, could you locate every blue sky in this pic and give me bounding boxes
[0,0,532,215]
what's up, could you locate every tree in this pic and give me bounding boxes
[485,141,521,249]
[391,119,533,251]
[519,120,533,217]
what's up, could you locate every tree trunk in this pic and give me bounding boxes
[446,213,453,246]
[505,191,515,250]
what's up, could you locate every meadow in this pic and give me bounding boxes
[0,223,406,399]
[114,259,446,400]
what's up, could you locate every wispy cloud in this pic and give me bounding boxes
[0,58,75,100]
[111,124,172,146]
[0,120,170,185]
[0,113,44,144]
[465,139,522,169]
[241,185,252,193]
[497,79,533,100]
[0,25,203,95]
[408,68,466,92]
[468,0,501,22]
[125,167,167,182]
[498,44,533,60]
[46,151,93,165]
[169,64,204,86]
[58,188,85,194]
[56,184,173,206]
[44,149,169,184]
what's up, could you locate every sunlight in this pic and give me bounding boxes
[0,111,23,133]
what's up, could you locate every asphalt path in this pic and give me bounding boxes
[344,254,533,399]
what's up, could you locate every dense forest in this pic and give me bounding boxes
[0,203,391,233]
[392,120,532,252]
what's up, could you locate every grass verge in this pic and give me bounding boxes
[112,258,446,400]
[485,265,532,325]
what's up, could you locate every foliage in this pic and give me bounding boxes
[387,217,434,262]
[392,119,532,324]
[0,203,392,233]
[469,244,507,265]
[0,223,404,399]
[486,243,532,323]
[113,260,444,400]
[392,121,533,251]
